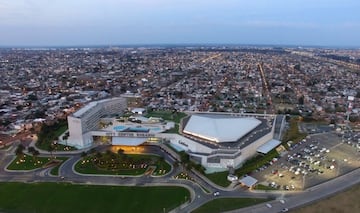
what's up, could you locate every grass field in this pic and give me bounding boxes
[292,183,360,213]
[0,182,190,213]
[145,110,187,123]
[204,171,231,187]
[152,158,172,176]
[192,197,270,213]
[7,154,51,170]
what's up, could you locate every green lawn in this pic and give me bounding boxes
[36,120,76,151]
[282,118,307,148]
[75,153,171,176]
[192,197,270,213]
[75,158,147,175]
[53,143,77,151]
[7,154,52,170]
[152,158,172,176]
[145,110,187,123]
[49,157,69,176]
[204,171,231,187]
[234,149,279,177]
[203,150,279,187]
[0,182,190,213]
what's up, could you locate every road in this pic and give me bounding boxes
[1,143,360,213]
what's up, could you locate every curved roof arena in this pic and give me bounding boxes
[183,114,261,143]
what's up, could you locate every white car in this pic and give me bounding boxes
[213,191,220,196]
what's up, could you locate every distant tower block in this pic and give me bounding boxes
[347,96,355,122]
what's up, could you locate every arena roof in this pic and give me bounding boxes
[183,115,261,143]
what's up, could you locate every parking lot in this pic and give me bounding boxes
[252,131,360,190]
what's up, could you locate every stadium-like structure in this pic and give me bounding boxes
[64,97,285,172]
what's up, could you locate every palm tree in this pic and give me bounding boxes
[15,144,25,159]
[32,150,40,162]
[47,144,55,159]
[28,146,36,155]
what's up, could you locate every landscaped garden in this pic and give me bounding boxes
[36,120,76,151]
[0,182,190,213]
[75,150,171,176]
[7,154,52,170]
[145,110,187,123]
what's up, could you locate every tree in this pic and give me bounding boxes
[87,148,95,154]
[294,64,301,71]
[16,105,23,111]
[15,144,25,159]
[173,161,179,168]
[95,151,102,158]
[28,146,36,154]
[27,94,38,101]
[81,151,88,158]
[298,96,304,105]
[117,148,124,155]
[32,150,40,162]
[47,144,55,159]
[179,151,190,164]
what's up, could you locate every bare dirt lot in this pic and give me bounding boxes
[292,183,360,213]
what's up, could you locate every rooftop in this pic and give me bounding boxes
[183,114,261,143]
[72,97,124,118]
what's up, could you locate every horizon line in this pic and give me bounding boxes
[1,43,360,49]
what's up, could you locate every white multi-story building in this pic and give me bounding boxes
[67,97,127,148]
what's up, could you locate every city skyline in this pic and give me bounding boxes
[1,0,360,47]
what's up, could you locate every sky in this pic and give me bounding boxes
[0,0,360,47]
